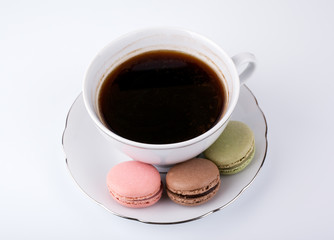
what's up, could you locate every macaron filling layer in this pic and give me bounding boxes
[109,182,163,203]
[220,145,255,174]
[167,182,219,199]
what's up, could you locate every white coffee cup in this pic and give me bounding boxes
[83,28,256,166]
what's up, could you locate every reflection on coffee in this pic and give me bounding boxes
[98,50,227,144]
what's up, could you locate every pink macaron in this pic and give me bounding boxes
[106,161,163,208]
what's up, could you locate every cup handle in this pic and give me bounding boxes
[232,52,256,85]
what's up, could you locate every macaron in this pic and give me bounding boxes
[106,161,163,208]
[204,121,255,175]
[166,158,220,206]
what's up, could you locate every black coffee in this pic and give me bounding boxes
[98,50,227,144]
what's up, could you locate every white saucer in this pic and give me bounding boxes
[62,85,268,224]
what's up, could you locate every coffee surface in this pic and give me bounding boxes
[98,50,226,144]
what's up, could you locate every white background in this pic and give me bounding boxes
[1,0,334,239]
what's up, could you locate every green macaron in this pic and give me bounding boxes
[204,121,255,175]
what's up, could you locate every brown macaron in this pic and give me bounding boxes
[166,158,221,206]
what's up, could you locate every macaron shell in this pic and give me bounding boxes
[204,121,255,170]
[107,161,161,198]
[166,158,220,206]
[166,158,220,193]
[106,161,162,208]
